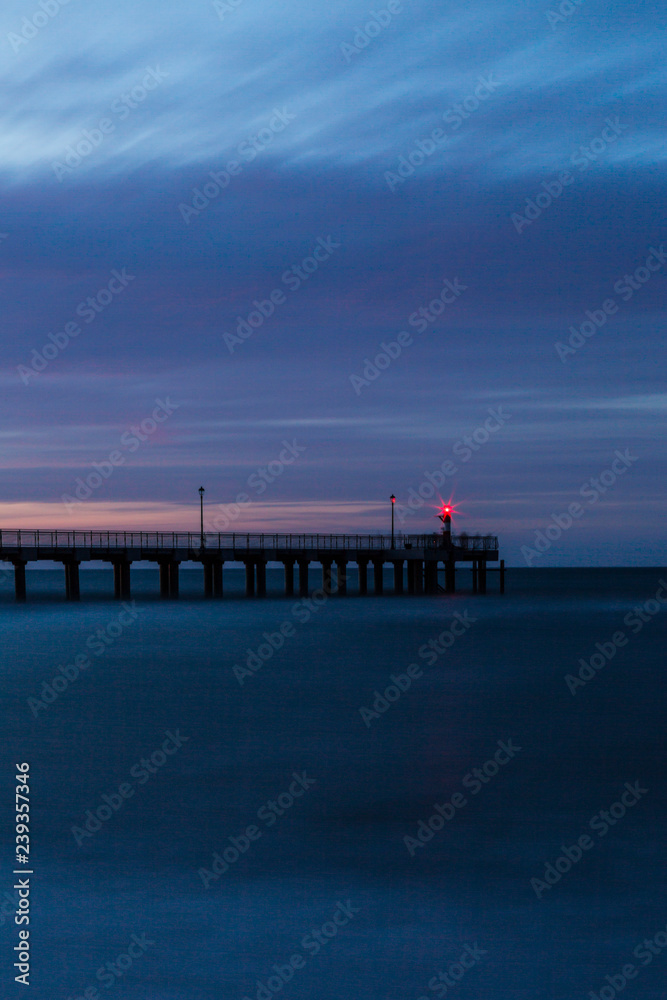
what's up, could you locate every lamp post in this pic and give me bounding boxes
[390,494,396,548]
[199,486,205,549]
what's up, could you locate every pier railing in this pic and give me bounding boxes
[0,530,498,554]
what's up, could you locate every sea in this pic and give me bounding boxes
[1,566,665,1000]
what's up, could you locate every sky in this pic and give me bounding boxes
[0,0,665,565]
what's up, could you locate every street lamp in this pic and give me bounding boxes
[390,494,396,548]
[199,486,205,549]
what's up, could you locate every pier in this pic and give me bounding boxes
[0,530,503,601]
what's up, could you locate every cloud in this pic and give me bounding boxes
[0,0,663,561]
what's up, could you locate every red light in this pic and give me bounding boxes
[434,499,461,522]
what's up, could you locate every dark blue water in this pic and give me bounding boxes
[1,568,666,999]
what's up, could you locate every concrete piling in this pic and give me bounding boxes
[336,560,347,595]
[244,560,255,597]
[204,562,214,598]
[298,559,310,597]
[13,561,27,602]
[284,560,295,597]
[358,559,368,595]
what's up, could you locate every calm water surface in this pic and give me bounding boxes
[1,567,665,999]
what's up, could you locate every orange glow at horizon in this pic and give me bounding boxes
[0,500,414,534]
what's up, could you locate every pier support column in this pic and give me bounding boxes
[372,560,384,595]
[478,560,487,595]
[203,562,214,598]
[245,561,255,597]
[445,558,456,594]
[472,560,478,594]
[168,561,179,598]
[159,562,170,598]
[393,560,404,595]
[113,561,131,600]
[64,561,81,601]
[321,560,333,594]
[13,561,27,602]
[499,559,505,595]
[256,560,267,597]
[406,560,415,594]
[358,559,368,596]
[213,561,223,598]
[72,562,81,601]
[414,561,424,594]
[424,561,438,594]
[283,560,295,597]
[114,562,127,599]
[298,560,309,596]
[336,560,347,596]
